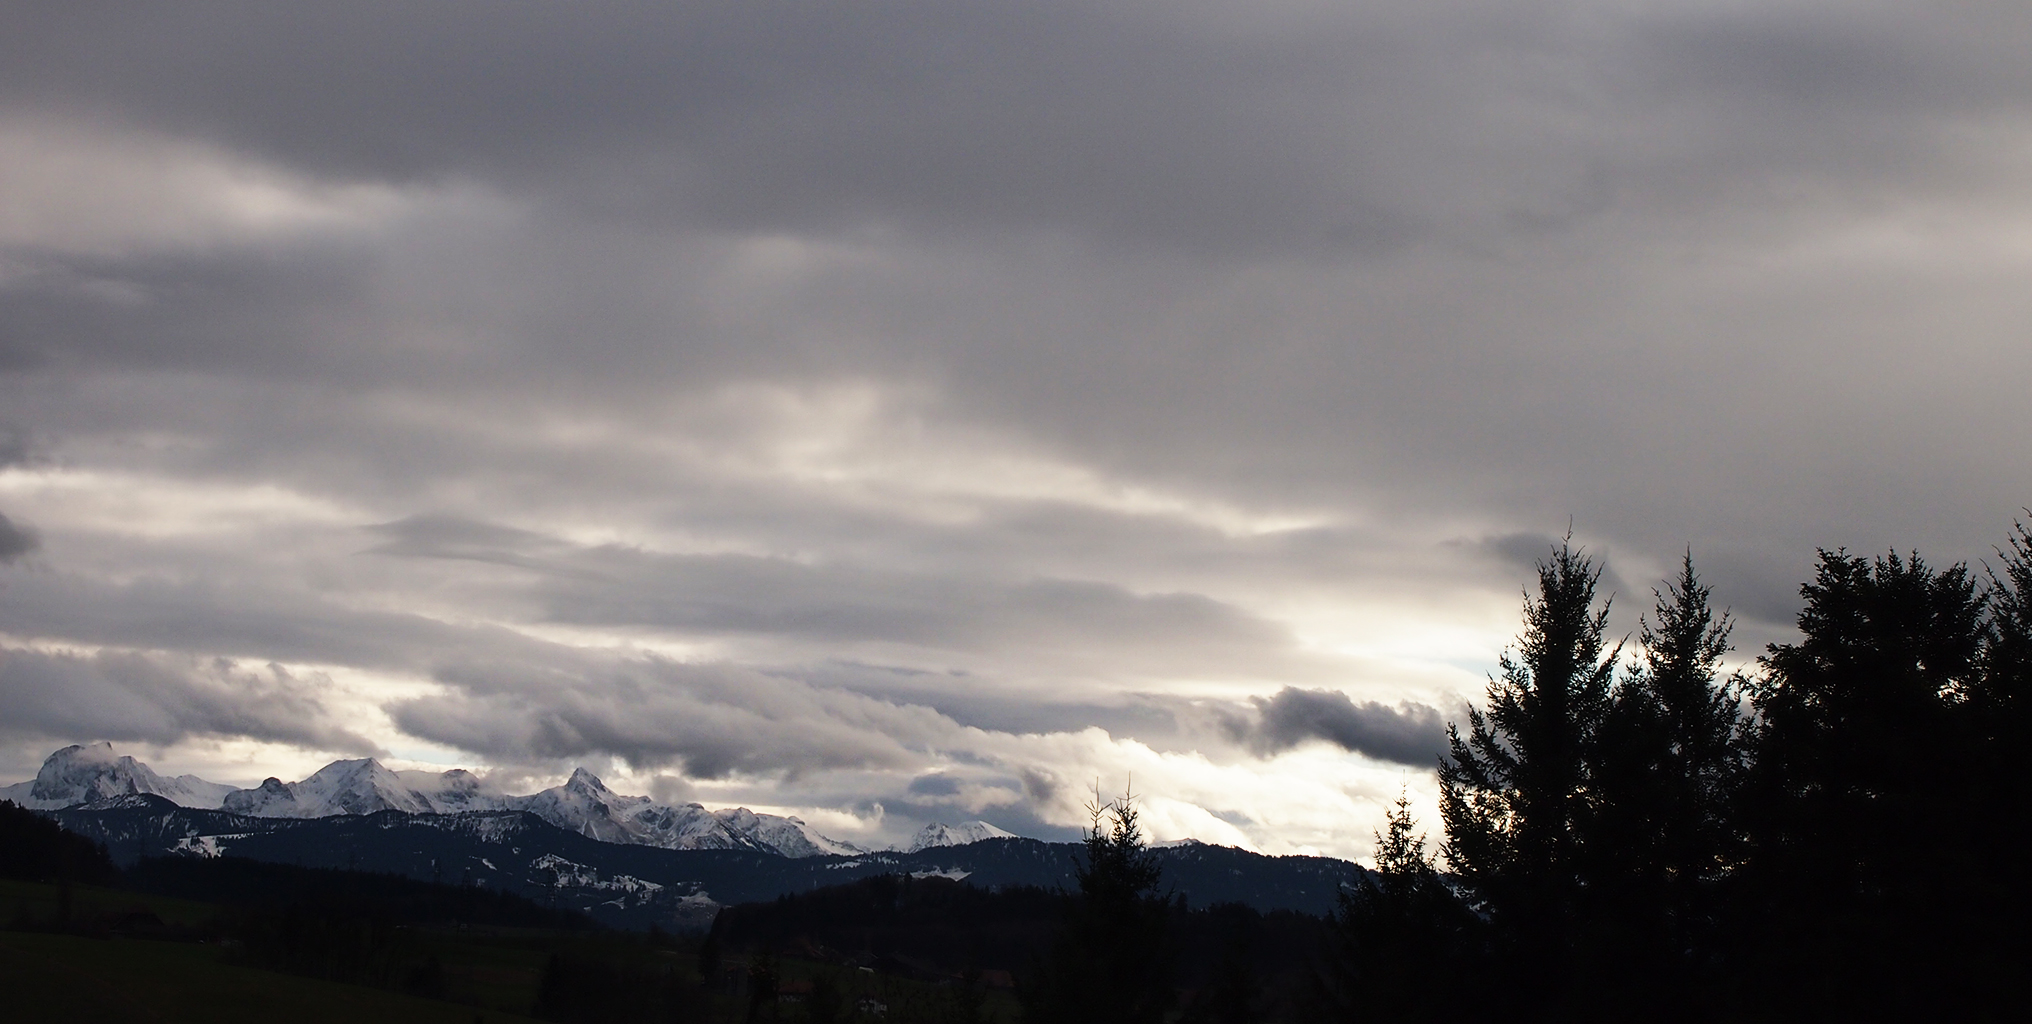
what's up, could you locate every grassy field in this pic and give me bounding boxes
[1,876,220,930]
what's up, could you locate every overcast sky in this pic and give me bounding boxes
[2,1,2028,859]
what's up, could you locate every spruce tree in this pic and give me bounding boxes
[1024,788,1172,1024]
[1439,538,1619,1014]
[1320,791,1479,1024]
[1969,519,2032,1009]
[1976,519,2032,742]
[1739,549,1988,1017]
[1583,553,1740,1019]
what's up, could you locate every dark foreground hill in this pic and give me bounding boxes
[47,796,1365,930]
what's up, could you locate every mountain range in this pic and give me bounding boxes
[45,795,1364,930]
[2,743,985,858]
[13,743,1367,931]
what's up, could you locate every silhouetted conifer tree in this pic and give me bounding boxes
[1023,788,1172,1024]
[1439,538,1619,1016]
[1972,519,2032,974]
[1582,553,1742,1019]
[1738,549,1989,1018]
[1319,791,1480,1024]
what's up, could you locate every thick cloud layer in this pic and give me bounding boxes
[3,1,2029,859]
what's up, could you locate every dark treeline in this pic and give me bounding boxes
[1325,523,2032,1023]
[132,856,603,997]
[0,832,626,1013]
[711,872,1064,973]
[126,856,602,934]
[0,799,118,888]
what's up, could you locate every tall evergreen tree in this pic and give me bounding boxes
[1738,549,1988,1017]
[1024,788,1172,1024]
[1319,791,1480,1024]
[1583,553,1741,1019]
[1961,520,2032,1012]
[1439,539,1619,1014]
[1975,519,2032,742]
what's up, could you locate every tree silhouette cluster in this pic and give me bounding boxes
[1326,523,2032,1022]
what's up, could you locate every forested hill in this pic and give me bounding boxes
[44,797,1363,929]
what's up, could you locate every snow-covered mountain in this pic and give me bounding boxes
[513,768,769,852]
[3,743,866,857]
[713,806,866,858]
[904,820,1015,852]
[0,742,236,810]
[221,758,507,817]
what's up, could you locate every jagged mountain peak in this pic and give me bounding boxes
[310,756,385,777]
[1,742,235,810]
[564,767,614,796]
[713,806,761,829]
[903,820,1016,853]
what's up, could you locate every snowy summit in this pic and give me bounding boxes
[903,820,1016,852]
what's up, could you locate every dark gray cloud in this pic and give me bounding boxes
[7,2,2025,260]
[1236,688,1448,767]
[0,512,38,563]
[0,425,31,468]
[907,773,963,797]
[0,645,377,753]
[0,2,1409,253]
[0,248,381,378]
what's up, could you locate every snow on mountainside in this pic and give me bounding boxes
[904,820,1015,852]
[221,758,509,817]
[511,767,759,851]
[0,742,235,810]
[4,743,868,857]
[715,807,867,857]
[506,770,869,855]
